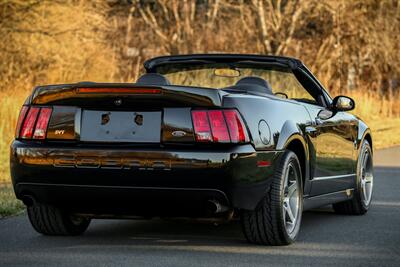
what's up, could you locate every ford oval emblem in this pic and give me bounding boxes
[114,99,122,106]
[172,130,186,137]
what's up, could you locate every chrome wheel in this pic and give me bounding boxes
[283,162,300,235]
[241,151,302,245]
[360,149,373,206]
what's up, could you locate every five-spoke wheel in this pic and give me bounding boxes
[241,150,303,245]
[360,148,373,206]
[333,139,373,215]
[283,162,301,237]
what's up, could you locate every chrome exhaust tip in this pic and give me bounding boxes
[207,199,229,214]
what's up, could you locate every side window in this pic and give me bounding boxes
[294,66,330,108]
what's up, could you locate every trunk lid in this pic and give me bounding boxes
[27,83,226,144]
[30,82,223,108]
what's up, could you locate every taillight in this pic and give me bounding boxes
[192,111,212,142]
[18,106,52,140]
[15,106,29,138]
[223,110,248,143]
[191,109,249,143]
[208,110,230,143]
[20,107,40,139]
[33,108,52,139]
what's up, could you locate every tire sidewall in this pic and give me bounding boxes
[277,151,303,242]
[355,140,373,211]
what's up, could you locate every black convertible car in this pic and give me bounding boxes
[11,54,373,245]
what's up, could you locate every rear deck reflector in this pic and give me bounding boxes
[257,160,271,167]
[76,88,161,94]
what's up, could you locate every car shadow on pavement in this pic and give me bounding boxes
[2,166,397,266]
[16,164,399,266]
[23,166,399,250]
[26,206,340,249]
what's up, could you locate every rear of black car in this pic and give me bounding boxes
[10,84,280,220]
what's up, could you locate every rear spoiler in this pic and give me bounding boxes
[30,83,225,107]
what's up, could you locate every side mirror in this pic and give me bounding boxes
[332,96,355,111]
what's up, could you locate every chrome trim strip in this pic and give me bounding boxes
[303,189,354,211]
[74,108,82,139]
[313,173,356,181]
[306,189,354,200]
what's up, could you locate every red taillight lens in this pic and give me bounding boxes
[20,107,40,139]
[192,111,212,142]
[208,110,230,143]
[191,109,249,144]
[33,107,52,139]
[18,106,52,140]
[15,106,29,138]
[223,110,249,143]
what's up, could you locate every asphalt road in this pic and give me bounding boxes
[1,147,399,267]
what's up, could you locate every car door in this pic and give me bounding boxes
[304,102,358,196]
[292,66,358,196]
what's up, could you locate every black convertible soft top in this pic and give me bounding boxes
[144,54,331,107]
[144,54,302,72]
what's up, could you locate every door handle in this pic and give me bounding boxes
[315,118,323,125]
[306,126,318,137]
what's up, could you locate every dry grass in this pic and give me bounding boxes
[346,90,400,149]
[0,183,24,218]
[0,90,27,183]
[368,119,400,149]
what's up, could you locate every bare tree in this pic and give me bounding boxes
[250,0,317,55]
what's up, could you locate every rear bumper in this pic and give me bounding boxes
[10,141,283,214]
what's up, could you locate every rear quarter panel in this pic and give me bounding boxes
[222,94,314,195]
[222,94,313,151]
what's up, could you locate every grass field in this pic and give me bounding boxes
[0,184,24,218]
[0,88,399,217]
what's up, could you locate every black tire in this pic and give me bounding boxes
[241,151,303,246]
[27,203,90,236]
[333,139,373,215]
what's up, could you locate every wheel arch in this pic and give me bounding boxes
[363,133,373,153]
[276,120,310,192]
[357,120,373,153]
[285,138,307,188]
